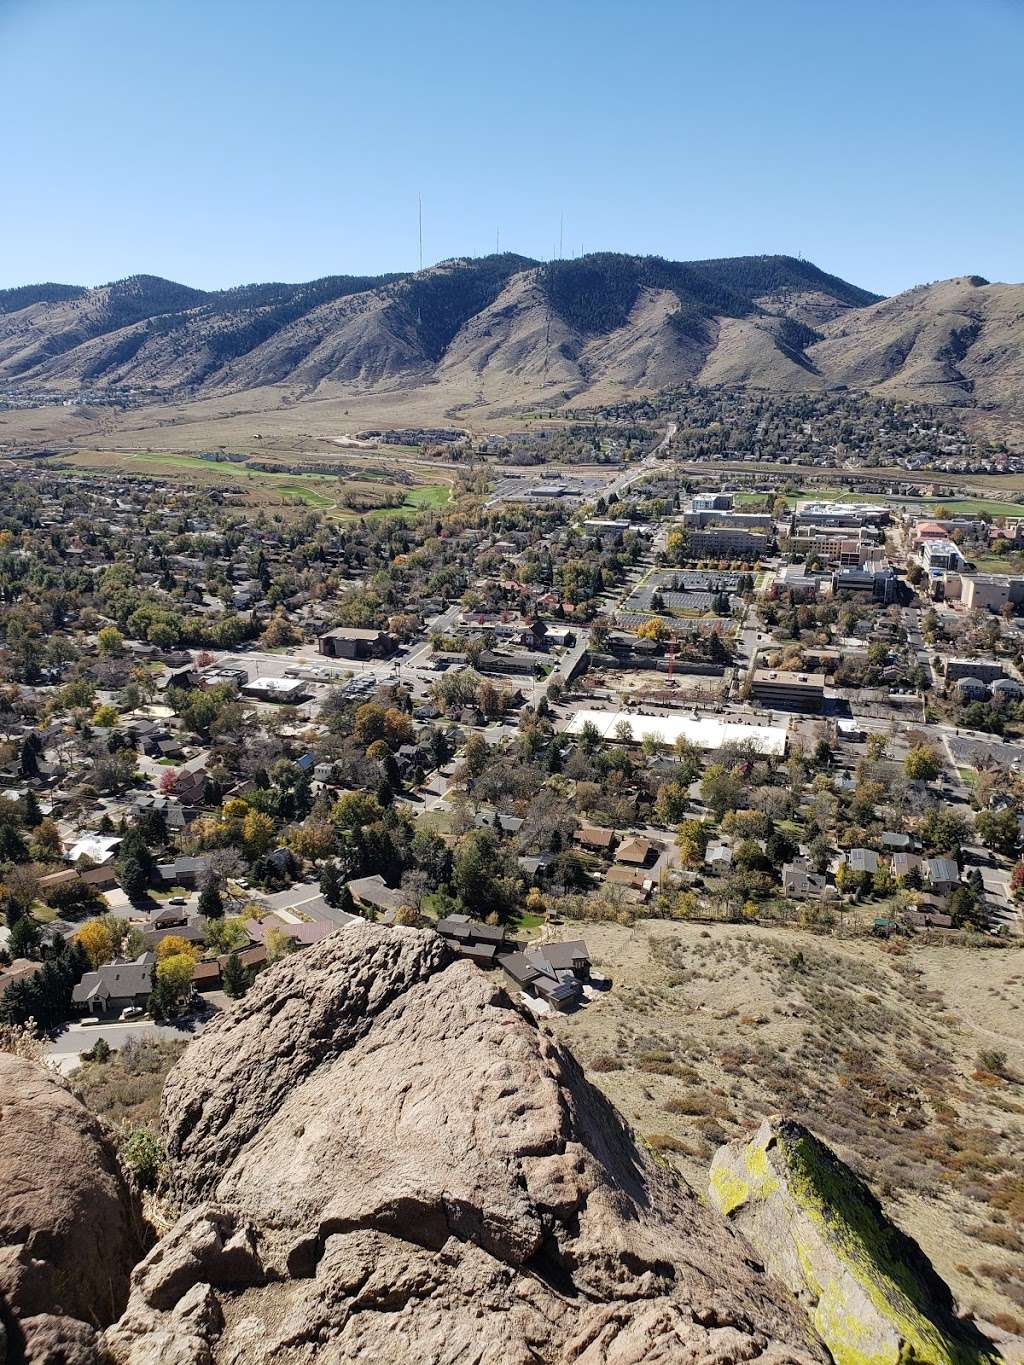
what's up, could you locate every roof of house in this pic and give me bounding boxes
[615,837,653,865]
[846,848,879,873]
[436,914,507,945]
[576,825,617,849]
[537,940,590,971]
[925,857,959,884]
[72,954,154,1005]
[347,874,406,912]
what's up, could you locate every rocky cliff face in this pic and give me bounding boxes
[105,925,824,1364]
[709,1118,1000,1365]
[0,1052,144,1362]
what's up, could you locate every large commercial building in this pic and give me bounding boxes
[565,709,788,756]
[944,657,1007,684]
[681,528,768,558]
[793,500,888,528]
[691,493,734,512]
[960,574,1024,614]
[831,565,899,604]
[750,669,826,714]
[318,627,395,660]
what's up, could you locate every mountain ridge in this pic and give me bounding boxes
[1,254,1021,436]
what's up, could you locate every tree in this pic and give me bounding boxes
[8,915,40,959]
[700,764,743,820]
[221,952,248,999]
[198,882,224,919]
[150,953,194,1018]
[636,617,669,642]
[118,856,148,903]
[97,625,125,657]
[156,935,199,963]
[121,1128,161,1189]
[460,733,490,780]
[264,927,294,962]
[242,809,276,859]
[332,791,382,832]
[204,915,249,955]
[904,745,941,781]
[319,860,344,907]
[974,807,1020,857]
[75,917,116,968]
[453,829,505,918]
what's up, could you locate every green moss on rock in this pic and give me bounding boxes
[709,1118,999,1365]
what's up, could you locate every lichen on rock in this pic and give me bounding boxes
[709,1117,1001,1365]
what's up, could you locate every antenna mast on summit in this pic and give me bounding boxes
[559,213,563,259]
[418,194,423,272]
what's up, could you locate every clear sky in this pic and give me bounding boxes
[2,0,1021,297]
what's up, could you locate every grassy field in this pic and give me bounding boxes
[63,450,450,516]
[546,918,1024,1329]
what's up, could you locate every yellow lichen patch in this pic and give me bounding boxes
[743,1134,781,1197]
[708,1161,750,1216]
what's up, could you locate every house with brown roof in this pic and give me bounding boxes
[575,825,617,854]
[615,836,655,867]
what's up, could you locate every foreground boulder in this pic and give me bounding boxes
[709,1117,999,1365]
[106,925,823,1363]
[0,1052,144,1362]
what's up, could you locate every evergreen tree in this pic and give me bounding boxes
[119,856,148,903]
[319,861,343,907]
[198,883,224,919]
[8,915,40,959]
[221,952,248,999]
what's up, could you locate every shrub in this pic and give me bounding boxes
[120,1127,162,1190]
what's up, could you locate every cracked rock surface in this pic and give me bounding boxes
[104,924,822,1364]
[0,1052,144,1363]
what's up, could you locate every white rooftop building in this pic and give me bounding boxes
[565,709,788,757]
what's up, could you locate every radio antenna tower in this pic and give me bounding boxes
[559,213,563,259]
[496,226,500,254]
[418,194,423,272]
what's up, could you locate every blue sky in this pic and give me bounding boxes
[2,0,1021,296]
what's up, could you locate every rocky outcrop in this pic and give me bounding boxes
[105,924,824,1364]
[0,1053,144,1362]
[709,1118,1000,1365]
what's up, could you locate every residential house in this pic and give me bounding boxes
[436,914,510,966]
[347,874,406,918]
[845,848,879,877]
[575,825,618,855]
[614,836,655,867]
[497,939,591,1010]
[782,863,829,899]
[71,953,155,1018]
[924,857,960,896]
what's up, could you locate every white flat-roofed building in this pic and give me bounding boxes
[565,709,787,756]
[793,500,888,527]
[241,676,309,702]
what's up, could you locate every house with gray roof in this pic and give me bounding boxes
[71,953,155,1018]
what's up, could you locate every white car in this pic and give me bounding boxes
[120,1006,143,1021]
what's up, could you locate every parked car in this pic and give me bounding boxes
[120,1006,143,1021]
